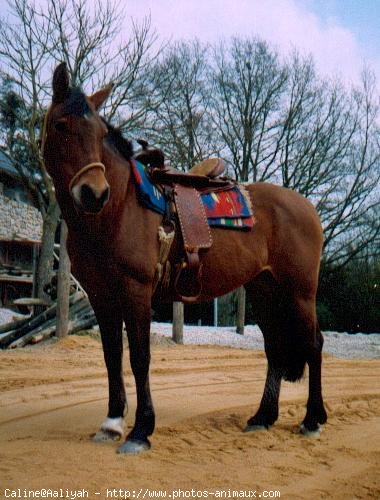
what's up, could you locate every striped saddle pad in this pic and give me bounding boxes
[131,159,254,230]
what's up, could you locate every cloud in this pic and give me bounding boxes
[0,0,377,87]
[127,0,379,87]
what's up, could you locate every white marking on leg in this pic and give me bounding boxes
[100,417,124,437]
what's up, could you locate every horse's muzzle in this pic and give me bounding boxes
[73,183,110,214]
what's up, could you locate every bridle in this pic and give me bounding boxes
[40,107,106,193]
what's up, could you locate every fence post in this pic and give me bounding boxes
[213,298,218,327]
[236,286,246,335]
[56,221,71,338]
[172,301,184,344]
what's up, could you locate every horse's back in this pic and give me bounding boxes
[249,181,323,243]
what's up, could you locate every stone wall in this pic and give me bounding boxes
[0,194,43,242]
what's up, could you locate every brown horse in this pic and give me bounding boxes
[42,63,327,454]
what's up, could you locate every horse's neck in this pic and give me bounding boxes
[102,145,133,206]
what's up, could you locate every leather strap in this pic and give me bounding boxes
[174,185,212,251]
[173,184,213,302]
[68,162,106,191]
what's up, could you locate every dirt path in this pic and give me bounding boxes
[0,335,379,499]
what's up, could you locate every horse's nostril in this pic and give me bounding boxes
[80,184,97,209]
[80,184,109,213]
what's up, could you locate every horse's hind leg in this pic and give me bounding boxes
[244,273,284,430]
[301,320,327,434]
[245,274,327,434]
[288,294,327,434]
[245,360,282,431]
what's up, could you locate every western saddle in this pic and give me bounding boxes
[134,143,234,302]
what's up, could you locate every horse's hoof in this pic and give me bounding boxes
[117,439,151,454]
[243,424,268,433]
[92,429,122,442]
[300,423,321,437]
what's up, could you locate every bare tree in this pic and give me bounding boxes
[276,58,380,266]
[210,37,287,181]
[0,0,61,303]
[0,0,158,303]
[42,0,160,130]
[146,40,217,170]
[210,41,379,267]
[318,70,380,266]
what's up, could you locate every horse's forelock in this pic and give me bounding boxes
[55,87,134,161]
[61,87,92,117]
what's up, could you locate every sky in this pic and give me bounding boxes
[0,0,379,89]
[124,0,380,88]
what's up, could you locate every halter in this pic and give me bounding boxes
[68,162,106,192]
[39,108,106,192]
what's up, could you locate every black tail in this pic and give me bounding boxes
[247,271,309,383]
[282,344,307,382]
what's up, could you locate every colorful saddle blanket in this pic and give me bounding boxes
[131,159,254,229]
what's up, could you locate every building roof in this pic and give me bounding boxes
[0,149,20,179]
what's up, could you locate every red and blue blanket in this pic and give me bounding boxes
[131,159,254,230]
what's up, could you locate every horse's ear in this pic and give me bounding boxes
[52,62,70,104]
[88,84,113,110]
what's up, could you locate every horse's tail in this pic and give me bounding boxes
[282,344,307,382]
[281,316,322,382]
[246,272,318,383]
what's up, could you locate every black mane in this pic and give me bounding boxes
[102,119,134,160]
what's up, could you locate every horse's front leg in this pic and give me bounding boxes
[90,297,126,442]
[117,279,154,454]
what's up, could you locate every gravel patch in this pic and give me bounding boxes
[1,308,378,358]
[150,322,380,359]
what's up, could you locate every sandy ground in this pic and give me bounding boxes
[0,333,379,500]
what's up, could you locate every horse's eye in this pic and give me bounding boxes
[54,119,68,133]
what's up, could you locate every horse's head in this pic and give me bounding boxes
[42,63,112,214]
